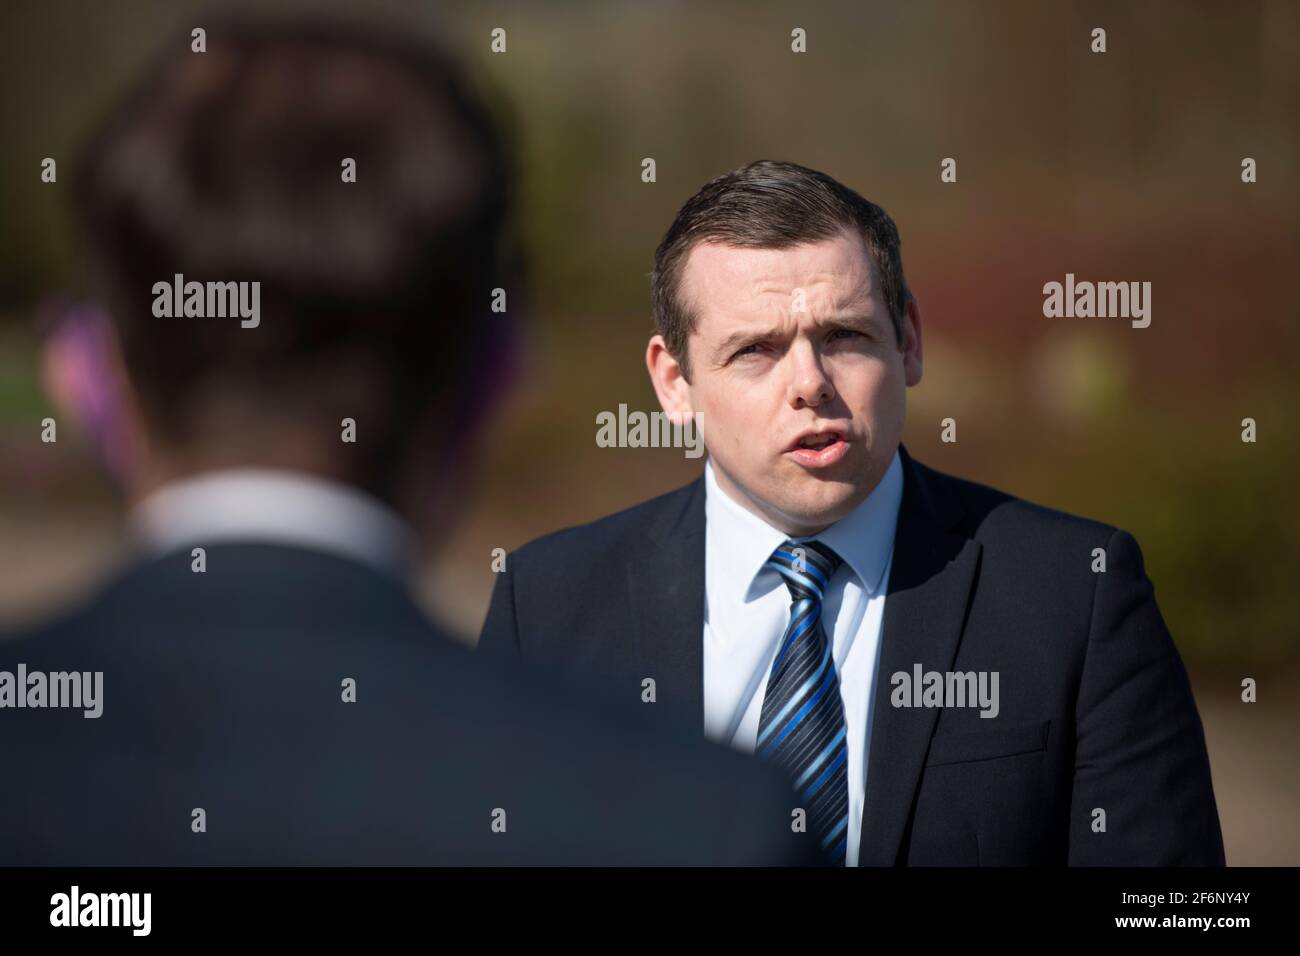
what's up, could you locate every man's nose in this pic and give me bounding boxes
[785,341,835,408]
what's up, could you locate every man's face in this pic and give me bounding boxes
[651,226,922,536]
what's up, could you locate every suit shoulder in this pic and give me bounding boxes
[0,588,110,653]
[915,457,1121,549]
[510,478,700,564]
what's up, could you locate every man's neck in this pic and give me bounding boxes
[707,459,862,538]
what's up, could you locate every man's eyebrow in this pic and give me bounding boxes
[711,327,785,358]
[710,312,882,359]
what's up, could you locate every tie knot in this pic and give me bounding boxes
[767,539,842,602]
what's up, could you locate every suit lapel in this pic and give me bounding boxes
[626,478,707,728]
[858,445,982,865]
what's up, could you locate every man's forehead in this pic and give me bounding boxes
[680,230,878,322]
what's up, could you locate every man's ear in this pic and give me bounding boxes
[901,296,923,388]
[645,334,695,424]
[38,299,144,488]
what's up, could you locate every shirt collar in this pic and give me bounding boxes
[129,467,415,577]
[704,447,904,601]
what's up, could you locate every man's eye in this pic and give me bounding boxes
[829,329,863,341]
[733,343,763,358]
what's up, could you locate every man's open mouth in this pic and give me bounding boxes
[796,432,839,450]
[786,430,850,467]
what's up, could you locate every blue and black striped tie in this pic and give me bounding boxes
[758,539,849,865]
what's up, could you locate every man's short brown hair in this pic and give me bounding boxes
[650,160,911,380]
[75,17,518,497]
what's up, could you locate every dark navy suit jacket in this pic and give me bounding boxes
[0,543,817,866]
[479,444,1226,865]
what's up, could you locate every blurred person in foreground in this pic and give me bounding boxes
[0,20,817,866]
[480,160,1225,867]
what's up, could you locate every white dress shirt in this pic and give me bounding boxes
[129,467,415,576]
[703,448,904,866]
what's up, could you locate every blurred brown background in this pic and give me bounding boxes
[1,0,1296,863]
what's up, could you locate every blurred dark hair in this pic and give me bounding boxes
[74,16,519,497]
[650,159,910,380]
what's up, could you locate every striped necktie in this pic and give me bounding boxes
[758,539,849,865]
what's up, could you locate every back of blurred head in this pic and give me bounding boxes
[51,17,518,533]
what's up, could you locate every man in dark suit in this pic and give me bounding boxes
[480,160,1225,866]
[0,24,816,866]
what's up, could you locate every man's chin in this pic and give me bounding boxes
[766,485,869,535]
